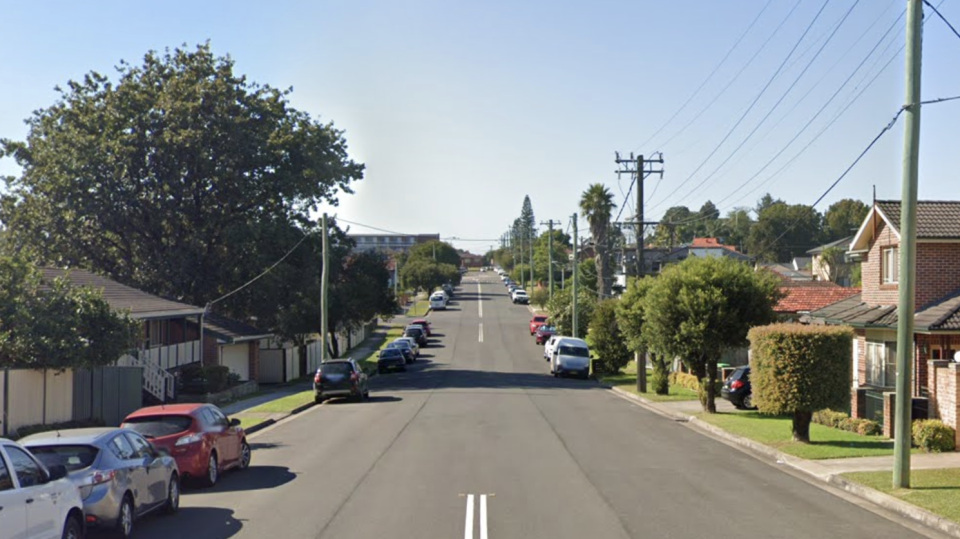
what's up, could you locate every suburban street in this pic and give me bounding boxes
[131,272,943,539]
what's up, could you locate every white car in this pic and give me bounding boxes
[0,437,85,539]
[430,295,447,310]
[544,335,564,361]
[551,337,591,379]
[511,290,529,304]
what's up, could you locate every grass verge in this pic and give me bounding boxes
[245,390,315,414]
[696,411,903,459]
[358,325,407,374]
[238,416,270,430]
[842,468,960,523]
[600,363,699,403]
[406,298,431,317]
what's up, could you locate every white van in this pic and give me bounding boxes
[551,337,591,378]
[543,334,564,361]
[430,294,447,310]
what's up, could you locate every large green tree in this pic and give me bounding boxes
[717,207,753,252]
[545,287,596,339]
[823,198,868,241]
[746,203,823,262]
[616,276,670,395]
[0,43,363,316]
[579,184,616,298]
[642,256,782,413]
[588,299,630,375]
[650,205,693,248]
[0,256,140,371]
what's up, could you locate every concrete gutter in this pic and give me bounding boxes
[607,386,960,539]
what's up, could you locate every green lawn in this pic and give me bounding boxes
[600,363,700,403]
[245,390,315,414]
[238,416,271,430]
[697,411,900,459]
[406,298,431,317]
[843,468,960,523]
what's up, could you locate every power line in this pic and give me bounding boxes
[923,0,960,42]
[668,0,861,209]
[635,0,774,152]
[653,1,804,153]
[648,0,832,213]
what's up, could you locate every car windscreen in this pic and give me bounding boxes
[558,345,590,357]
[122,415,194,438]
[405,329,423,336]
[540,326,555,332]
[392,340,411,348]
[321,362,353,375]
[380,349,403,358]
[27,444,99,472]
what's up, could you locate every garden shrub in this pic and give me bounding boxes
[813,409,848,429]
[912,419,956,453]
[749,323,854,442]
[669,372,700,392]
[857,419,881,436]
[178,364,234,393]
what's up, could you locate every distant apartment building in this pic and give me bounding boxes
[350,233,441,253]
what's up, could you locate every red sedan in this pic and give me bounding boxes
[529,315,549,335]
[411,318,432,336]
[122,403,250,487]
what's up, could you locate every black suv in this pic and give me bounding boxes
[314,359,369,403]
[721,365,755,410]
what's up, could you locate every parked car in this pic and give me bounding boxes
[442,283,454,296]
[535,325,556,345]
[404,326,429,347]
[430,295,447,311]
[0,437,84,539]
[391,338,419,360]
[314,359,369,403]
[512,290,529,304]
[121,403,250,488]
[507,284,518,295]
[378,348,407,373]
[550,337,591,378]
[410,319,432,336]
[24,427,181,538]
[721,365,755,409]
[544,334,563,361]
[386,341,415,363]
[529,315,549,335]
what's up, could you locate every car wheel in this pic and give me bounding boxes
[164,474,180,514]
[377,367,385,375]
[204,452,219,487]
[239,441,252,470]
[62,515,82,539]
[743,394,755,410]
[315,394,324,404]
[116,494,134,539]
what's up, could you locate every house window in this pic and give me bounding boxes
[866,341,897,387]
[145,319,168,349]
[881,247,899,284]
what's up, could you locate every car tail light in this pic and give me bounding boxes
[350,372,360,383]
[731,380,744,390]
[175,432,203,446]
[314,372,322,384]
[79,470,116,500]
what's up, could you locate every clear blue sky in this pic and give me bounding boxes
[2,1,958,253]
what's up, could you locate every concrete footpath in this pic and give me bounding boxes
[609,385,960,539]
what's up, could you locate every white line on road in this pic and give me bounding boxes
[464,494,475,539]
[479,494,488,539]
[479,323,484,343]
[478,282,483,318]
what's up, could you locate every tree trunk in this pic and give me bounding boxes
[652,354,670,395]
[705,357,717,414]
[328,331,340,359]
[636,351,647,393]
[792,410,812,442]
[692,360,709,411]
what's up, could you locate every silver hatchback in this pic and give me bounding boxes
[23,427,180,538]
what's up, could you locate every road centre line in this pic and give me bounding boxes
[479,323,484,343]
[464,494,475,539]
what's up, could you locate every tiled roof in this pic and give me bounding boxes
[204,313,273,343]
[876,200,960,239]
[776,283,861,313]
[810,287,960,331]
[39,268,204,320]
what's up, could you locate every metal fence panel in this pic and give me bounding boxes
[73,367,143,426]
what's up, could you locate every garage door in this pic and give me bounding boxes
[221,344,250,381]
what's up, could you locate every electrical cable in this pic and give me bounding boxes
[648,0,833,212]
[653,1,804,153]
[923,0,960,42]
[635,0,774,152]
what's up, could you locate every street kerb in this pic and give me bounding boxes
[608,385,960,539]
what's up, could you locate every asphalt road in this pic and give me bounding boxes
[132,273,948,539]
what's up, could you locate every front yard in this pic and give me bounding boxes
[843,469,960,523]
[600,362,700,403]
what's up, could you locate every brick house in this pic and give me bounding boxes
[810,201,960,437]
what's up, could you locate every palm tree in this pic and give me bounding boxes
[579,183,616,299]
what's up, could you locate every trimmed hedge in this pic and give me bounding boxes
[912,419,956,453]
[812,409,881,436]
[178,364,237,394]
[670,371,700,392]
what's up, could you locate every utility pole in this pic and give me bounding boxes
[615,152,664,278]
[894,0,923,490]
[541,220,561,299]
[321,213,330,363]
[530,227,535,289]
[572,214,579,339]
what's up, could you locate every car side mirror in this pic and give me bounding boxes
[46,463,68,482]
[230,418,241,427]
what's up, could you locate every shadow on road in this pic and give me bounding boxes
[370,366,601,393]
[200,465,297,493]
[134,507,243,539]
[249,441,287,451]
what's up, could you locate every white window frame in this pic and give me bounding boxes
[865,340,897,388]
[882,246,899,284]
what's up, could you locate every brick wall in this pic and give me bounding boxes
[202,334,219,367]
[861,222,899,306]
[916,243,960,308]
[933,363,960,448]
